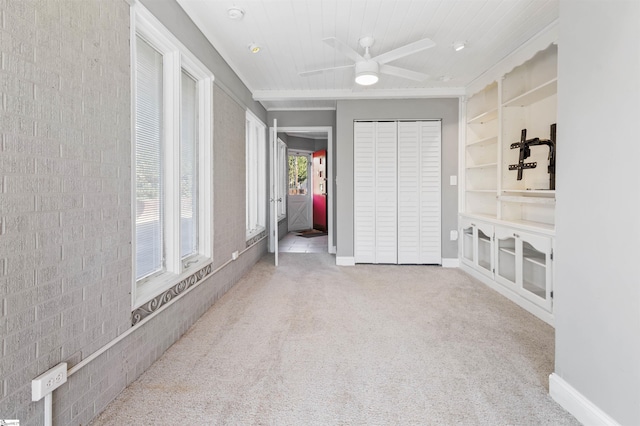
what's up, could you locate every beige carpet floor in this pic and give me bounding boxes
[91,253,578,425]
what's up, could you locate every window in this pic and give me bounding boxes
[289,153,309,195]
[246,111,266,239]
[135,37,164,279]
[180,71,198,259]
[132,4,213,306]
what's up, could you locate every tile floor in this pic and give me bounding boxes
[279,231,328,253]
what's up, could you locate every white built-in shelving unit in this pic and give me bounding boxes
[460,25,558,325]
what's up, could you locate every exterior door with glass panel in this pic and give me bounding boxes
[287,152,312,231]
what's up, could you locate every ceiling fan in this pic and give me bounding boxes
[299,36,436,86]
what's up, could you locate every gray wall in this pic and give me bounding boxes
[554,1,640,424]
[316,139,328,152]
[336,98,459,260]
[286,135,326,152]
[0,1,267,424]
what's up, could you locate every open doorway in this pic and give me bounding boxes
[274,126,334,254]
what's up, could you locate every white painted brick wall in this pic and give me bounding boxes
[0,1,266,425]
[0,0,132,423]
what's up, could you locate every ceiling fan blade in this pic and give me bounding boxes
[299,64,354,77]
[374,37,436,64]
[379,64,430,82]
[323,37,364,62]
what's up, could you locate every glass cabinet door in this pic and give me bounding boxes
[462,224,474,264]
[460,219,493,278]
[494,227,553,311]
[519,233,552,311]
[495,229,516,288]
[522,241,546,298]
[476,226,492,274]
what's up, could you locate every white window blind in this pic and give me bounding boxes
[180,70,198,259]
[135,36,164,280]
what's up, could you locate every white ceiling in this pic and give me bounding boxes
[177,0,558,111]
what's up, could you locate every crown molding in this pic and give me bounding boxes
[253,87,465,102]
[266,107,337,112]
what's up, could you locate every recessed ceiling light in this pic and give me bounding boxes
[453,41,466,52]
[227,6,244,20]
[248,43,261,54]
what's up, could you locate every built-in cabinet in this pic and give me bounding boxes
[494,227,553,313]
[460,37,557,325]
[460,218,493,279]
[354,120,441,265]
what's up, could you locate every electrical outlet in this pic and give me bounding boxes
[450,230,459,241]
[231,250,239,261]
[32,363,67,401]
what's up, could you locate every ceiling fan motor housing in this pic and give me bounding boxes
[355,60,380,85]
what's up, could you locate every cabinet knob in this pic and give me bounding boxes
[471,223,476,227]
[513,233,520,238]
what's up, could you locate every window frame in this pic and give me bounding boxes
[245,110,267,240]
[131,3,214,308]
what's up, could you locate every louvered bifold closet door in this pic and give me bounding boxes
[354,122,376,263]
[354,121,398,263]
[398,121,441,264]
[397,121,421,264]
[355,120,439,265]
[418,121,441,264]
[374,122,398,263]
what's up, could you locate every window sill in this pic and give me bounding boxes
[246,228,267,248]
[134,255,212,311]
[246,226,266,241]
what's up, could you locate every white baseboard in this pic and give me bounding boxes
[337,257,459,267]
[441,258,460,268]
[335,256,355,266]
[549,373,620,426]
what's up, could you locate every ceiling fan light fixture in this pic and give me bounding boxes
[453,41,466,52]
[355,61,379,86]
[355,72,379,86]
